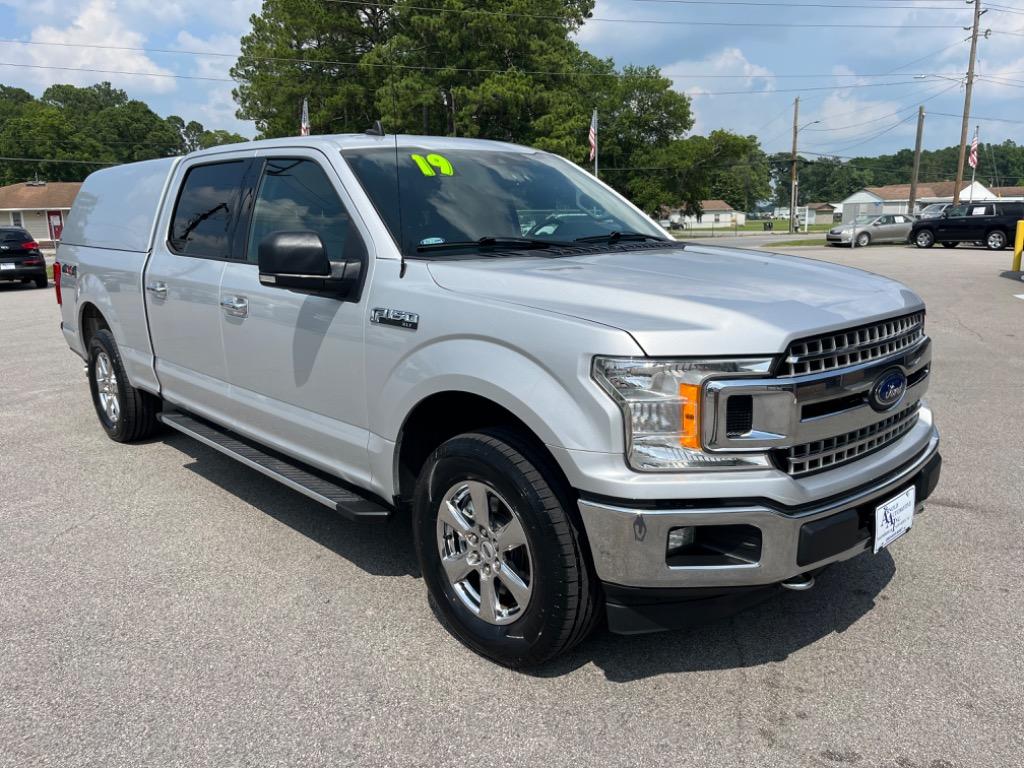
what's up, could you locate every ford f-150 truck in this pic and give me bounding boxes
[56,134,941,666]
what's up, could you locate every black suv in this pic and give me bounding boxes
[911,201,1024,250]
[0,228,48,288]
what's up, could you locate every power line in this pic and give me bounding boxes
[0,60,948,97]
[319,0,972,28]
[622,0,969,8]
[0,39,975,80]
[0,156,116,166]
[929,110,1024,124]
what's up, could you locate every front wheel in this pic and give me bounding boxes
[855,232,871,247]
[985,230,1008,250]
[413,430,599,667]
[914,230,935,248]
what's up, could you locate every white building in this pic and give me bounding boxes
[670,200,747,229]
[840,181,994,222]
[0,181,81,246]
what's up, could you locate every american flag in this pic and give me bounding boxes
[588,110,597,162]
[300,98,311,137]
[968,131,978,170]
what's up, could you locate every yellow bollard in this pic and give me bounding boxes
[1014,220,1024,272]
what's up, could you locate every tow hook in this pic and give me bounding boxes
[780,572,815,591]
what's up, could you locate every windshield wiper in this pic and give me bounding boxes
[574,231,668,244]
[416,235,571,253]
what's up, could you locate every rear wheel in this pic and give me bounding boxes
[914,229,935,248]
[941,242,959,249]
[34,275,47,288]
[88,329,161,442]
[413,429,599,667]
[985,229,1008,250]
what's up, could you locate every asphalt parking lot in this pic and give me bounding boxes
[2,244,1022,767]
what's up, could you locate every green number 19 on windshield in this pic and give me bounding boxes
[411,153,454,177]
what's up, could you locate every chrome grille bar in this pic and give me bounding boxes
[784,401,921,477]
[781,312,925,377]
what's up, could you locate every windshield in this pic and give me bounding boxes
[342,146,666,256]
[853,215,876,226]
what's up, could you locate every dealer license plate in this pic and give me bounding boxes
[874,486,916,553]
[0,263,14,270]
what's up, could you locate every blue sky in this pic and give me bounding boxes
[1,0,1022,159]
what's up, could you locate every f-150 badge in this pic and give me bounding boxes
[371,308,419,330]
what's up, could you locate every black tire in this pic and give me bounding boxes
[87,328,160,442]
[985,229,1008,250]
[914,229,935,248]
[941,242,958,249]
[855,231,871,247]
[413,429,599,667]
[34,275,48,288]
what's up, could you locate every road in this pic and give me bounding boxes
[1,245,1022,767]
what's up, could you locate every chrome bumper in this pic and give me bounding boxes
[578,426,940,588]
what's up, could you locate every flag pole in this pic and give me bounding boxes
[969,125,977,206]
[593,110,599,179]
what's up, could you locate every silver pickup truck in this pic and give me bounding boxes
[55,134,941,666]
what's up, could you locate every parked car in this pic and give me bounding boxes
[55,136,941,667]
[826,214,916,247]
[917,203,951,220]
[911,201,1024,250]
[0,227,47,288]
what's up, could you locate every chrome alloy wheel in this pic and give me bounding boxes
[436,480,533,625]
[95,351,120,424]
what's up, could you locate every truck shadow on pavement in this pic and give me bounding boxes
[166,432,421,580]
[166,430,896,680]
[543,551,896,682]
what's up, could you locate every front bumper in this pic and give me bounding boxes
[826,232,852,244]
[578,426,940,590]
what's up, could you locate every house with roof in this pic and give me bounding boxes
[989,186,1024,200]
[664,199,747,229]
[0,181,82,247]
[805,202,841,225]
[839,181,994,222]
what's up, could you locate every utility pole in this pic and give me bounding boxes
[954,0,985,205]
[790,96,799,234]
[908,105,926,216]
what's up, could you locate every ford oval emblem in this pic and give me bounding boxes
[869,368,908,412]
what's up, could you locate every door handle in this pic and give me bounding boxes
[220,295,249,318]
[145,281,167,299]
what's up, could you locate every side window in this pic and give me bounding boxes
[169,161,248,258]
[878,215,893,225]
[248,158,364,264]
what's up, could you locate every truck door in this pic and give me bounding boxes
[218,150,373,486]
[144,156,254,424]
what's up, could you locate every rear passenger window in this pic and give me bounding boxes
[247,158,363,264]
[169,161,248,258]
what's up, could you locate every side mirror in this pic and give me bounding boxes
[258,231,362,298]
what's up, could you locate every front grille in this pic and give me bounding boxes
[782,401,921,477]
[781,312,925,377]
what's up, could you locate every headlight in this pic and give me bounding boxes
[592,356,774,471]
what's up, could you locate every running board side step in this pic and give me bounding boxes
[158,410,391,521]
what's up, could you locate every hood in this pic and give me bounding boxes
[426,245,922,356]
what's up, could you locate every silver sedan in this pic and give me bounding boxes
[827,214,916,247]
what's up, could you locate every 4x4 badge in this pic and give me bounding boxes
[371,308,419,330]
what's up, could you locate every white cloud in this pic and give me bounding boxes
[5,0,176,93]
[662,48,775,135]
